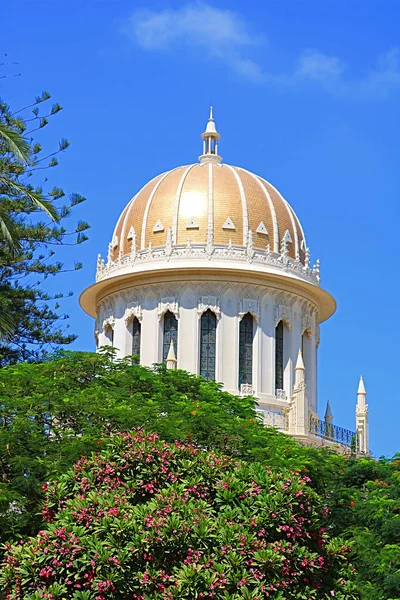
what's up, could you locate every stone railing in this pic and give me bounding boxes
[258,408,287,431]
[96,243,320,286]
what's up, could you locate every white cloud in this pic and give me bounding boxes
[293,48,400,98]
[363,48,400,97]
[296,50,346,82]
[122,3,400,97]
[122,2,265,81]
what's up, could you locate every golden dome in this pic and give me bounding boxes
[81,109,335,323]
[111,163,306,264]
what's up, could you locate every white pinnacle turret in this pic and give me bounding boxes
[356,376,369,455]
[324,400,333,423]
[357,375,366,395]
[166,339,177,370]
[289,349,309,438]
[199,106,222,164]
[295,349,305,371]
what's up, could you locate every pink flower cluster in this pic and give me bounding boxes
[1,430,352,600]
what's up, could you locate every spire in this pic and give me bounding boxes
[199,107,222,165]
[356,375,369,455]
[357,376,366,395]
[295,349,305,370]
[324,400,333,420]
[166,339,177,370]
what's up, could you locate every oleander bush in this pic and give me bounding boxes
[1,431,358,600]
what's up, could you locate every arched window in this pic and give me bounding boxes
[200,310,217,381]
[239,313,254,386]
[275,321,284,391]
[104,325,114,347]
[131,317,141,360]
[163,311,178,363]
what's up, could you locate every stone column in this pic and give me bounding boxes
[113,295,126,360]
[260,293,275,397]
[140,297,160,367]
[178,289,197,373]
[220,290,238,394]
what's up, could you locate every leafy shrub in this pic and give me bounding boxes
[2,431,358,600]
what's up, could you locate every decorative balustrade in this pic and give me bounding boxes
[275,389,287,401]
[96,243,321,286]
[309,416,357,449]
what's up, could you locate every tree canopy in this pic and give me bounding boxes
[0,92,89,364]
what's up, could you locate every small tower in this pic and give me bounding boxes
[166,339,177,370]
[289,349,309,437]
[356,376,369,454]
[199,106,222,164]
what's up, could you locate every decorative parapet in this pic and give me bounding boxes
[95,243,321,287]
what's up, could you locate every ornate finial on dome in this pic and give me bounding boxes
[199,107,222,165]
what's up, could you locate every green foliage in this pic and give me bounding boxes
[0,350,343,551]
[328,457,400,599]
[0,92,89,363]
[0,351,398,598]
[1,431,358,599]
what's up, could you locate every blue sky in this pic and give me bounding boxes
[2,0,400,457]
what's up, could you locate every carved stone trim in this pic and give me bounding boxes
[124,304,142,324]
[239,298,260,323]
[197,296,221,319]
[302,310,313,339]
[274,304,292,330]
[158,297,179,320]
[103,316,115,331]
[240,383,254,396]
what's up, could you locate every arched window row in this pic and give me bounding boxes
[102,309,292,395]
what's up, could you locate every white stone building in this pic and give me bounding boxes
[80,109,369,454]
